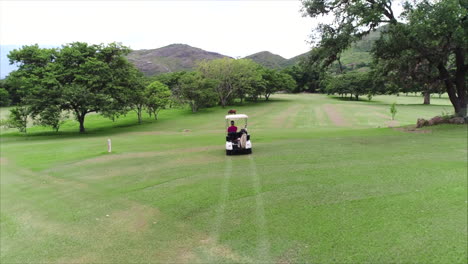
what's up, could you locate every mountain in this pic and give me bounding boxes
[337,28,383,71]
[127,44,230,76]
[245,51,288,69]
[244,51,311,69]
[282,52,309,67]
[0,31,383,79]
[280,28,383,73]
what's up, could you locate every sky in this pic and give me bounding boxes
[0,0,322,60]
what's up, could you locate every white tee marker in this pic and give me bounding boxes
[107,138,112,153]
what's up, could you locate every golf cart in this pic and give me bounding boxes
[225,114,252,155]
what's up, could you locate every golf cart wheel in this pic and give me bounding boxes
[226,150,232,156]
[247,149,252,154]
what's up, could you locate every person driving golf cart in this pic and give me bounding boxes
[225,114,252,155]
[227,121,237,133]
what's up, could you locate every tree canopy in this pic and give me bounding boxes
[7,42,140,132]
[302,0,467,116]
[197,58,265,107]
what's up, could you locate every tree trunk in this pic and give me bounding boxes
[437,63,462,115]
[265,94,270,101]
[355,94,359,101]
[337,58,343,73]
[220,98,227,108]
[137,106,142,124]
[78,114,85,133]
[454,47,467,117]
[423,92,430,105]
[190,102,198,113]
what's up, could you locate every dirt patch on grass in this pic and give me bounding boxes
[108,203,159,233]
[274,105,302,128]
[276,249,298,264]
[197,236,253,263]
[323,104,349,127]
[55,254,101,264]
[386,120,400,127]
[375,112,391,120]
[393,126,432,134]
[0,157,8,165]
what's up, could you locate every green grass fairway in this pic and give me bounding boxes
[1,94,466,263]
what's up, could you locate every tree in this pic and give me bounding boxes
[302,0,398,70]
[373,0,467,115]
[231,59,264,103]
[3,76,23,105]
[282,61,323,93]
[175,72,218,112]
[0,87,10,106]
[124,69,147,124]
[6,106,29,133]
[6,45,56,106]
[197,58,264,107]
[151,71,186,90]
[325,72,373,100]
[8,42,140,132]
[302,0,467,116]
[145,81,171,120]
[33,105,68,132]
[262,69,297,100]
[390,102,397,120]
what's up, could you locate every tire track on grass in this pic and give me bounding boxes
[249,155,271,262]
[210,158,232,256]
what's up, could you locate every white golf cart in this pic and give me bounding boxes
[225,114,252,155]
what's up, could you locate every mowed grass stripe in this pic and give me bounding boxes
[249,156,271,261]
[211,158,232,245]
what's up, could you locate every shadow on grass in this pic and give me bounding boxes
[1,121,157,142]
[226,97,293,107]
[327,95,452,107]
[1,100,288,141]
[328,96,371,102]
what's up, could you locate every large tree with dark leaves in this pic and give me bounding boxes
[302,0,398,69]
[8,42,140,132]
[373,0,467,116]
[302,0,467,116]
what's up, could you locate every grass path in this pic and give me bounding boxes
[1,94,466,263]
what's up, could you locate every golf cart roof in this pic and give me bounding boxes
[225,114,248,120]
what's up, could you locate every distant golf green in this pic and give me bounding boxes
[1,94,466,263]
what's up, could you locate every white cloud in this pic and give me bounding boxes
[0,0,320,59]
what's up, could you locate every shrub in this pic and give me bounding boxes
[7,106,29,133]
[390,102,397,120]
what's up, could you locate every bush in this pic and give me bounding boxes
[7,106,29,133]
[33,106,69,132]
